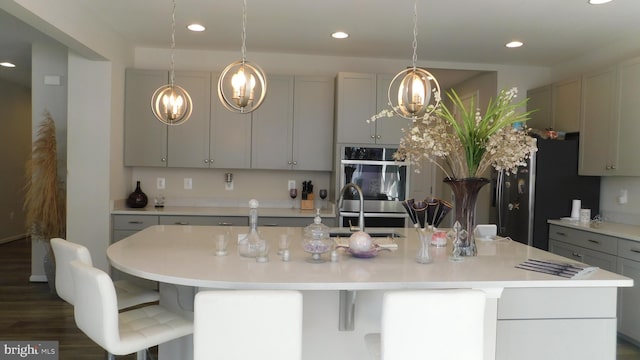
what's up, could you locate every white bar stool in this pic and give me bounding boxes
[51,237,159,310]
[365,289,487,360]
[194,290,303,360]
[70,260,193,360]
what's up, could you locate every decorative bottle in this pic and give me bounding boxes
[238,199,267,258]
[126,181,148,208]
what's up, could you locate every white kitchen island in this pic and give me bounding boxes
[107,225,632,360]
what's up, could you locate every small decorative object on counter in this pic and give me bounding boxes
[415,228,433,264]
[238,199,267,258]
[302,209,332,262]
[126,181,148,208]
[448,221,467,262]
[215,233,229,256]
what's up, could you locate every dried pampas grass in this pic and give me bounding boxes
[24,111,66,239]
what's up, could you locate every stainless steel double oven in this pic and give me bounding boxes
[338,146,409,228]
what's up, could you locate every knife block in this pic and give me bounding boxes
[301,199,314,210]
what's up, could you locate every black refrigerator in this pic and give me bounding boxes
[492,134,600,250]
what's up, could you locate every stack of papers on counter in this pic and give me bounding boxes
[516,258,598,278]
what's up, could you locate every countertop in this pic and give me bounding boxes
[111,199,337,218]
[107,225,632,290]
[548,219,640,242]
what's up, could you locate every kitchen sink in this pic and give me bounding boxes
[329,228,403,238]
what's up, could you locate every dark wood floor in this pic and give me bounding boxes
[3,236,640,359]
[0,237,147,360]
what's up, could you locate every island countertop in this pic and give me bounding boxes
[107,225,631,290]
[107,225,632,360]
[548,218,640,242]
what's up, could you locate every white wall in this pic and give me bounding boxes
[66,54,113,271]
[0,79,31,243]
[29,40,68,281]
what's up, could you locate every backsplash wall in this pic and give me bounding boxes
[600,177,640,226]
[128,167,332,207]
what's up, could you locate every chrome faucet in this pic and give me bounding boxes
[338,182,365,232]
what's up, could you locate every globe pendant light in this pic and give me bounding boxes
[388,0,440,120]
[151,0,193,126]
[218,0,267,114]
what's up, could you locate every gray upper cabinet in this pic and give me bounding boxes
[336,72,406,145]
[210,73,252,169]
[579,67,619,175]
[375,73,410,145]
[167,71,212,168]
[614,57,640,176]
[526,85,552,131]
[292,76,335,171]
[124,69,168,167]
[552,78,581,133]
[251,75,295,169]
[336,72,378,144]
[124,70,334,171]
[526,79,581,133]
[251,75,335,171]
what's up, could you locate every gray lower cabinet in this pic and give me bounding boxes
[112,214,159,242]
[548,223,640,345]
[547,224,618,273]
[258,216,336,228]
[159,215,247,227]
[617,239,640,342]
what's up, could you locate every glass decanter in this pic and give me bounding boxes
[238,199,267,258]
[302,209,332,263]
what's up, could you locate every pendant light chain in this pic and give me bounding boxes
[169,0,177,86]
[241,0,248,62]
[411,0,418,71]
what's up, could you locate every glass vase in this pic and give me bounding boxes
[443,177,490,257]
[415,227,433,264]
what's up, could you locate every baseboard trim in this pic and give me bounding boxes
[29,275,48,283]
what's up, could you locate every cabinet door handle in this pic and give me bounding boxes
[555,231,567,237]
[571,252,583,258]
[204,159,209,163]
[370,135,375,139]
[292,161,297,165]
[218,222,233,226]
[128,221,143,224]
[630,248,640,254]
[174,222,189,225]
[161,157,167,162]
[262,223,278,227]
[376,135,381,139]
[587,239,600,245]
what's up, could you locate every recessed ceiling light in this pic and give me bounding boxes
[187,23,206,32]
[0,62,16,68]
[331,31,349,39]
[588,0,613,4]
[505,41,524,48]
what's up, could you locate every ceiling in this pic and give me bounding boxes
[2,0,640,88]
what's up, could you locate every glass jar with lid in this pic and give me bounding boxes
[302,209,333,263]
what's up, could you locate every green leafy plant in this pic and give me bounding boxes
[377,88,538,179]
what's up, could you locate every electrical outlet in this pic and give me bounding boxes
[619,189,628,204]
[156,177,166,190]
[184,178,192,190]
[288,180,296,190]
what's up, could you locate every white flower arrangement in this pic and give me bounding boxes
[369,87,538,179]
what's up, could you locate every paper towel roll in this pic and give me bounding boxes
[571,199,581,219]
